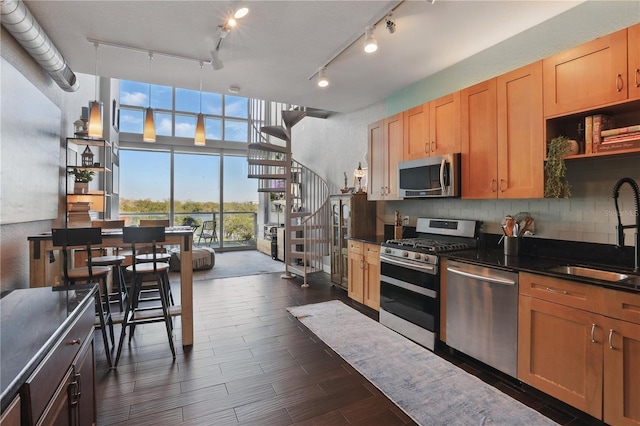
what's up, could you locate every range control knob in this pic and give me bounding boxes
[402,251,409,258]
[384,248,392,254]
[414,253,421,260]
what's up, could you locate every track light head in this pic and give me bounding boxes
[385,18,396,34]
[210,50,224,70]
[317,67,329,88]
[364,26,378,53]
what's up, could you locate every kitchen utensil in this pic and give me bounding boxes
[505,216,515,237]
[518,216,535,237]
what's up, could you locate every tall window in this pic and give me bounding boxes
[119,150,171,224]
[117,79,258,249]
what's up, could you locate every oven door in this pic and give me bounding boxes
[379,254,439,336]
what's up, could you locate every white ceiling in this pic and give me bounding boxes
[22,0,583,113]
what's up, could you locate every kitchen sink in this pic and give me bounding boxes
[547,265,629,282]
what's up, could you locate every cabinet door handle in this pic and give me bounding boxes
[489,179,496,193]
[546,287,569,295]
[590,324,597,343]
[499,179,506,192]
[75,372,83,398]
[608,329,615,349]
[635,68,639,88]
[424,142,429,154]
[615,73,623,92]
[431,141,435,152]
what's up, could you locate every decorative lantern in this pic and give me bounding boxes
[81,146,94,167]
[74,117,88,136]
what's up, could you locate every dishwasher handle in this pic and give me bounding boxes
[447,265,516,286]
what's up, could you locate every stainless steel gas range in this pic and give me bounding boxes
[379,217,478,351]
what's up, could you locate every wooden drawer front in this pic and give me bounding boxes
[364,244,380,263]
[519,272,604,313]
[348,241,363,255]
[602,288,640,324]
[0,394,20,425]
[22,303,93,424]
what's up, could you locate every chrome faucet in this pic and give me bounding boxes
[612,177,640,273]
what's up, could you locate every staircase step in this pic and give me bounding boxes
[248,173,287,179]
[261,125,290,141]
[300,107,332,119]
[286,263,323,276]
[291,211,310,218]
[282,110,306,128]
[248,142,288,154]
[247,158,288,167]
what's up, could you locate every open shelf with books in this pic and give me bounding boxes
[545,98,640,160]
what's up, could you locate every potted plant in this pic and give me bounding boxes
[69,168,95,194]
[544,136,571,198]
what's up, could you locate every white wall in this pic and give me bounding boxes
[0,27,95,291]
[292,1,640,247]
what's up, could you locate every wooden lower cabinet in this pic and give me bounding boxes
[519,272,640,424]
[347,241,380,310]
[518,295,604,417]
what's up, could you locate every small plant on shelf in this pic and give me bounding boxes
[68,168,95,182]
[544,136,571,198]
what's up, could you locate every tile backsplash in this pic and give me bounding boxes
[384,153,640,247]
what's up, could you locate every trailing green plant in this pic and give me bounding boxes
[544,135,571,198]
[68,168,95,183]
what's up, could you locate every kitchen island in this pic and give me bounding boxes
[1,284,97,423]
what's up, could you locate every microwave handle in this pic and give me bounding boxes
[440,158,450,194]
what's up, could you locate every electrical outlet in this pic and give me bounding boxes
[403,215,409,224]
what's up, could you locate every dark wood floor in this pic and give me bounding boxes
[94,271,605,426]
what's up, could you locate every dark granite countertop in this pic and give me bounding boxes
[0,284,97,412]
[350,232,640,294]
[443,237,640,294]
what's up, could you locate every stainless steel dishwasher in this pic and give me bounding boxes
[446,260,519,377]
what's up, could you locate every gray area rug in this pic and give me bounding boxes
[287,300,558,426]
[169,250,284,283]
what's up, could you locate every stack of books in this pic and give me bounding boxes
[597,124,640,153]
[67,202,92,224]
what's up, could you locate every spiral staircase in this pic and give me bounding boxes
[247,101,331,287]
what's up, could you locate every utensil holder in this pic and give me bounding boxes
[394,226,403,239]
[504,236,519,256]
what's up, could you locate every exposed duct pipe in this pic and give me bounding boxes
[1,0,79,91]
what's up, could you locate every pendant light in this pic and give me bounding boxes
[143,52,156,142]
[87,42,103,138]
[194,61,206,146]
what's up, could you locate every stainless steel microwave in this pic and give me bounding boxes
[397,153,461,198]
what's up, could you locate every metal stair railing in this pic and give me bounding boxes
[248,100,330,287]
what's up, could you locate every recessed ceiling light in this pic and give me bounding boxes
[228,85,241,94]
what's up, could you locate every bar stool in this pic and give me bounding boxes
[137,219,173,305]
[52,227,114,368]
[114,226,175,368]
[91,220,128,312]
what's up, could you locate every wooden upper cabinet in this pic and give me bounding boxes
[403,103,429,161]
[543,28,628,117]
[367,120,385,201]
[628,23,640,100]
[497,61,544,198]
[461,78,498,199]
[368,115,402,200]
[383,113,403,200]
[430,92,461,156]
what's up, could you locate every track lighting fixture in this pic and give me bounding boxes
[385,16,396,34]
[364,26,378,53]
[88,42,103,138]
[143,52,156,143]
[317,67,329,88]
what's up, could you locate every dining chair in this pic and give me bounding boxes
[114,226,176,367]
[52,227,114,368]
[197,220,218,246]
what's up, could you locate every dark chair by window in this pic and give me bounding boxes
[52,227,114,368]
[114,226,176,368]
[197,220,218,246]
